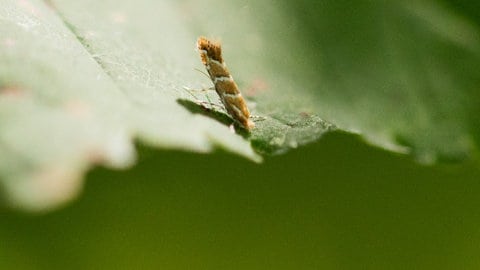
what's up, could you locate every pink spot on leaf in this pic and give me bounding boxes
[64,100,91,119]
[4,38,16,48]
[18,0,42,16]
[245,78,269,97]
[110,12,127,24]
[0,86,25,98]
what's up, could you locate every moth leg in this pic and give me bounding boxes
[182,85,215,94]
[182,86,223,110]
[194,68,212,80]
[250,115,267,122]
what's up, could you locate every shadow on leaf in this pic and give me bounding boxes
[176,99,250,138]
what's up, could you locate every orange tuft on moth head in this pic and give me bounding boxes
[197,36,223,63]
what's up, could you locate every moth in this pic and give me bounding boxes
[196,37,255,131]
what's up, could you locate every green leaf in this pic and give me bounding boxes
[1,0,479,211]
[1,0,263,211]
[274,0,480,164]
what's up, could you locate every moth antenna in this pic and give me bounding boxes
[194,68,211,80]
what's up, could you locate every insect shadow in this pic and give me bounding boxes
[176,98,251,138]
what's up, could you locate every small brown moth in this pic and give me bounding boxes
[196,37,255,131]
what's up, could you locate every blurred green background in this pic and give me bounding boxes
[2,132,480,269]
